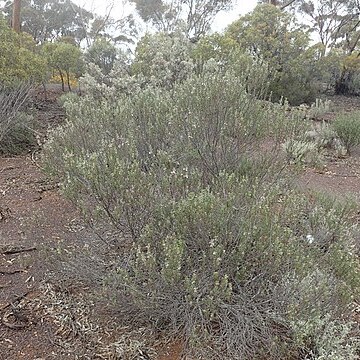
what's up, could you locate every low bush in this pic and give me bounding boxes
[333,112,360,154]
[282,139,319,165]
[44,68,360,359]
[307,99,332,120]
[0,83,35,154]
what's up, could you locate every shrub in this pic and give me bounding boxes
[307,99,332,120]
[131,31,194,89]
[44,68,360,359]
[332,112,360,154]
[0,83,35,154]
[115,190,359,359]
[282,139,319,165]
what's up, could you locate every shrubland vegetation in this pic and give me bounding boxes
[2,0,360,358]
[333,112,360,155]
[44,62,360,358]
[0,83,35,154]
[0,17,46,84]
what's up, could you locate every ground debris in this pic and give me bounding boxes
[1,244,37,255]
[2,308,30,329]
[0,268,26,275]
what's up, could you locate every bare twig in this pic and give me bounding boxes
[280,0,298,10]
[2,247,37,255]
[0,269,26,275]
[2,310,29,329]
[0,292,30,312]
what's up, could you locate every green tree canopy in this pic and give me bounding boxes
[0,17,47,84]
[1,0,93,44]
[42,40,83,90]
[130,0,234,41]
[299,0,360,94]
[226,4,321,104]
[85,38,118,75]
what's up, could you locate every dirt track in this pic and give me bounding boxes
[0,155,87,359]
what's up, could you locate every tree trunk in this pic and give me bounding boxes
[12,0,21,33]
[66,71,72,91]
[335,68,351,95]
[42,81,47,100]
[78,80,82,96]
[58,69,65,91]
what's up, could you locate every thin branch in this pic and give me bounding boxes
[2,246,37,255]
[280,0,298,10]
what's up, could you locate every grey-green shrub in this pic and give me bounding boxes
[282,139,319,165]
[333,111,360,154]
[43,68,360,359]
[0,83,35,154]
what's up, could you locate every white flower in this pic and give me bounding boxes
[306,234,315,244]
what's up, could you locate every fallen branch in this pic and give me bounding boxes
[2,247,37,255]
[331,173,358,178]
[2,310,29,329]
[0,291,30,312]
[0,269,25,275]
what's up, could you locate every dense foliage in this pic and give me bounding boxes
[333,112,360,154]
[227,4,321,104]
[0,83,35,154]
[84,38,117,75]
[2,1,360,357]
[1,0,93,44]
[130,0,234,41]
[42,40,83,91]
[0,17,46,84]
[44,61,360,358]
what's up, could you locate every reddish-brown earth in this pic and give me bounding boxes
[0,155,84,359]
[298,152,360,201]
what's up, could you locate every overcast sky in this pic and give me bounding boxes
[73,0,259,32]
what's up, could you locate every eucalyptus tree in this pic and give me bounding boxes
[129,0,235,41]
[227,3,320,104]
[42,40,83,91]
[2,0,93,43]
[259,0,300,10]
[12,0,21,33]
[300,0,360,52]
[299,0,360,93]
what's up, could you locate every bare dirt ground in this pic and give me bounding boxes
[0,87,91,359]
[297,95,360,200]
[0,155,85,359]
[1,91,360,359]
[298,153,360,201]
